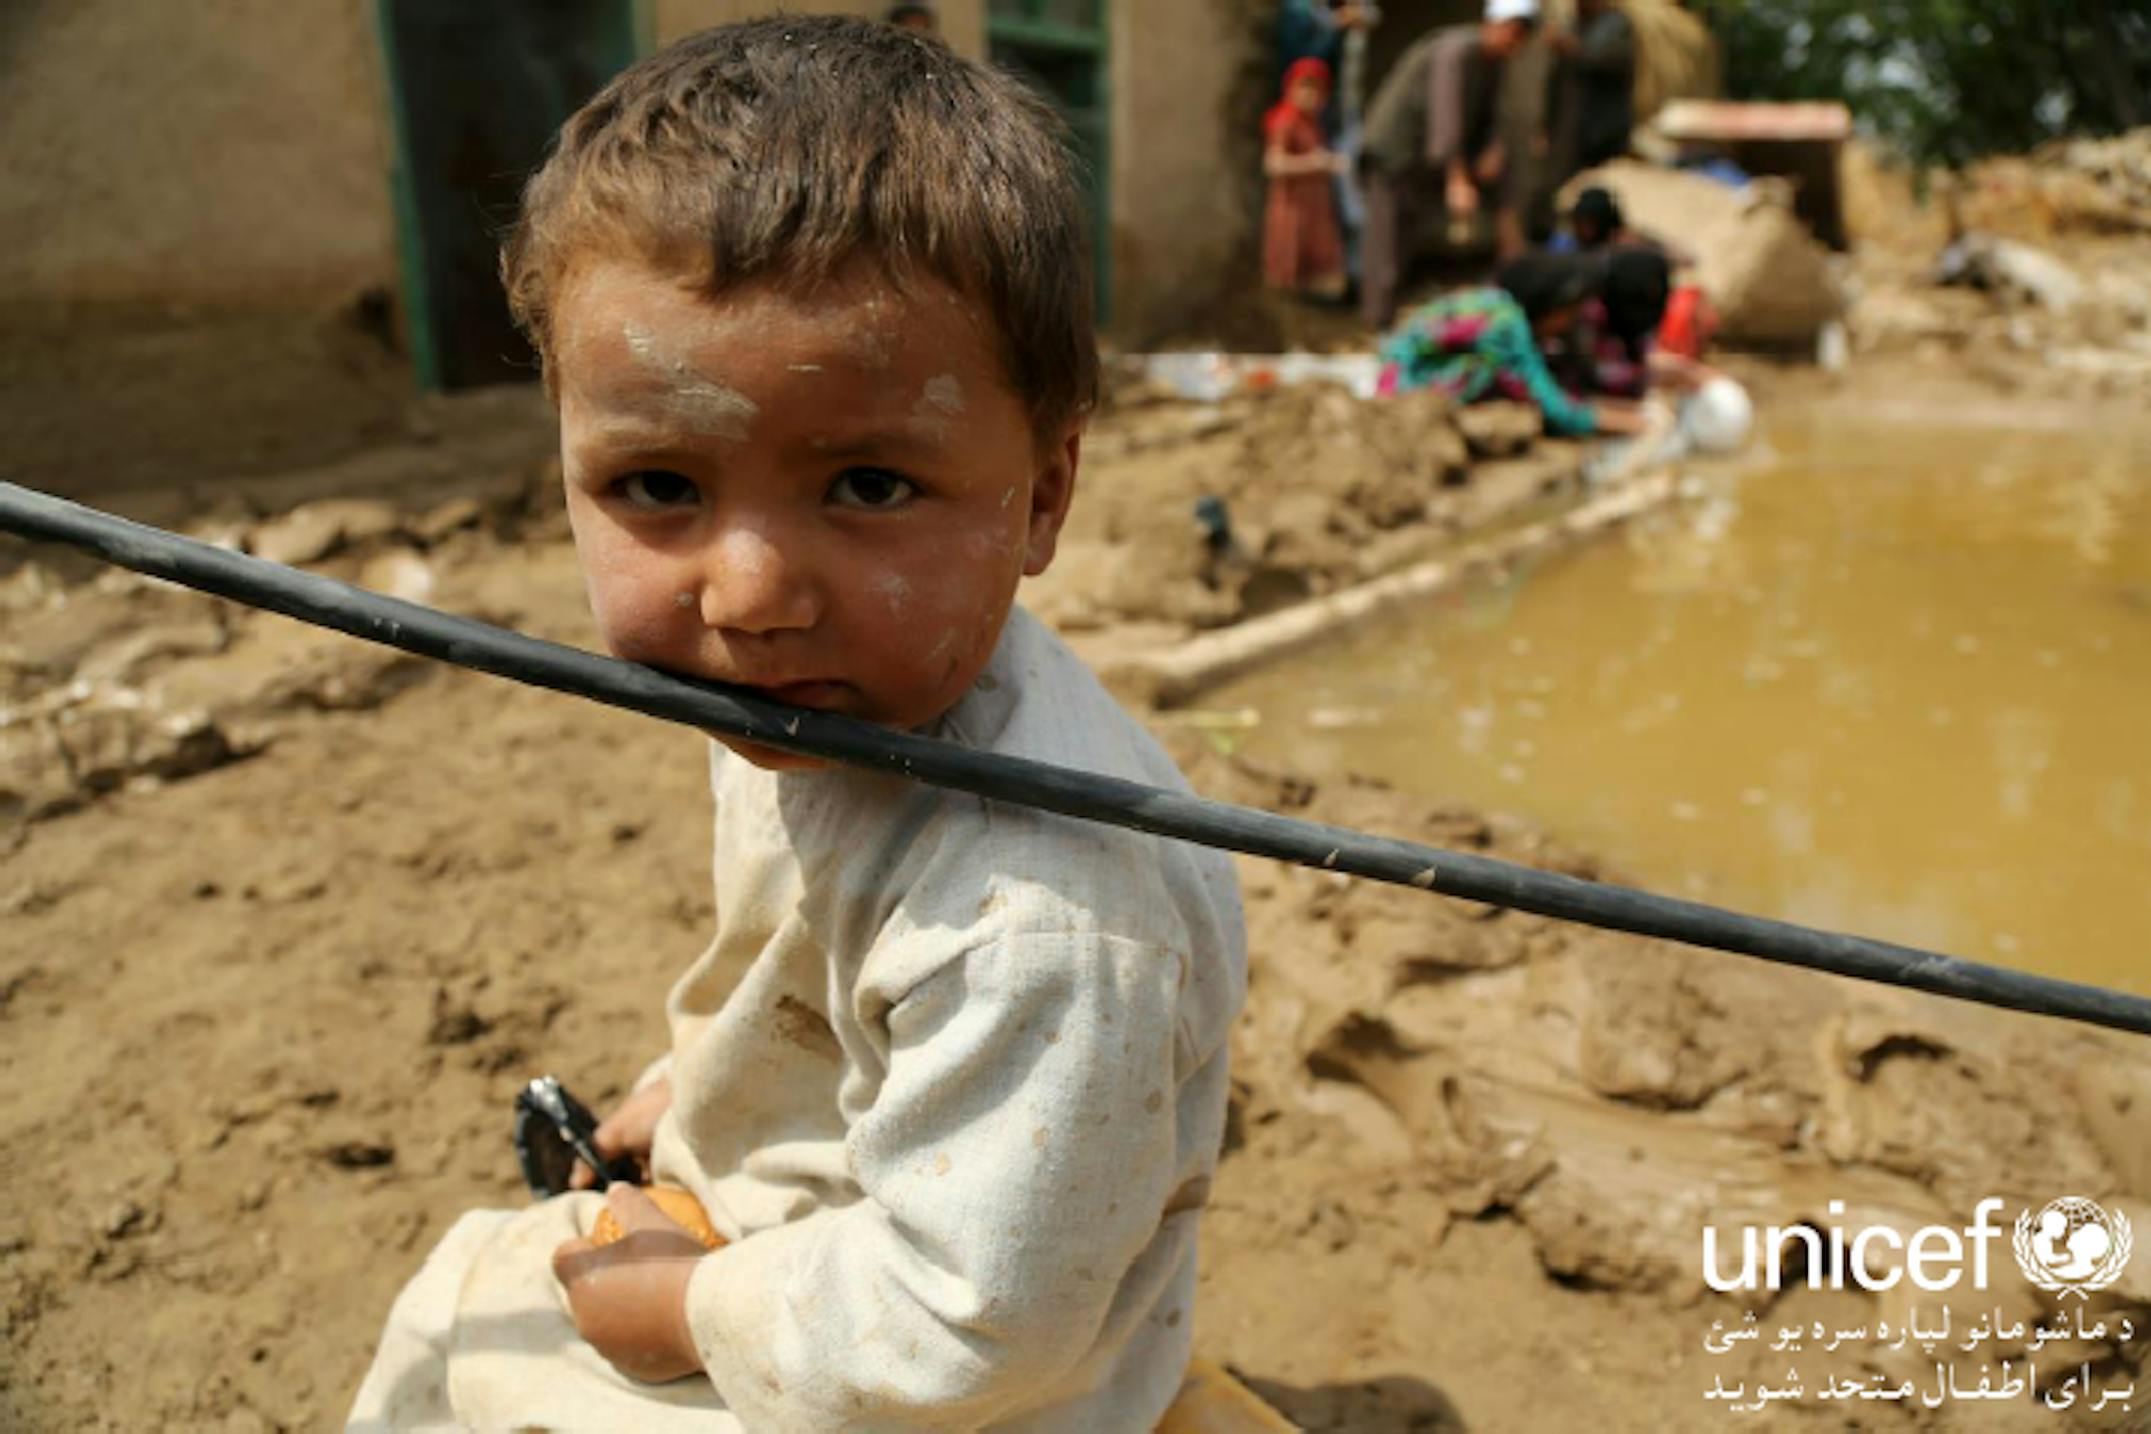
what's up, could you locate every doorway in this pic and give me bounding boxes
[375,0,645,391]
[987,0,1112,324]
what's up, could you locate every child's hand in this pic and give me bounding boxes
[571,1074,674,1189]
[1445,169,1480,217]
[552,1184,706,1384]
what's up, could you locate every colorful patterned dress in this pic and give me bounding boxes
[1376,286,1600,436]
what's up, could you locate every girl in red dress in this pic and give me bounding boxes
[1262,58,1348,299]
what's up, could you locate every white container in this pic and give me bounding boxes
[1681,376,1755,454]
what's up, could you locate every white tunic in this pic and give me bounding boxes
[348,607,1248,1431]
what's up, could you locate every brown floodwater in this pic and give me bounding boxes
[1216,404,2151,992]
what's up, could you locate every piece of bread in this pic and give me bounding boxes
[589,1185,726,1251]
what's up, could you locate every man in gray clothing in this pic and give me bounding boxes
[1358,0,1539,328]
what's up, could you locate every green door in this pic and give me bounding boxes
[376,0,645,390]
[987,0,1111,325]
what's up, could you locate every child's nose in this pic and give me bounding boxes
[697,522,819,635]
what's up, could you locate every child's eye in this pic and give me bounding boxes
[613,471,699,511]
[828,468,919,512]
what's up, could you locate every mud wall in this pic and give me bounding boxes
[0,1,1252,339]
[0,1,996,313]
[1105,0,1268,343]
[0,0,398,310]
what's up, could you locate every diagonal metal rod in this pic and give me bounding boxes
[5,479,2147,1038]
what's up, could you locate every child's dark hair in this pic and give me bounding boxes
[1570,186,1625,248]
[1601,245,1672,356]
[502,16,1098,435]
[1495,252,1601,326]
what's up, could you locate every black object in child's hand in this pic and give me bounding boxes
[513,1076,638,1198]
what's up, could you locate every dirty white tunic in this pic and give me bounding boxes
[348,607,1248,1432]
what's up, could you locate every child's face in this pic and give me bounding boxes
[1290,77,1327,117]
[551,255,1079,772]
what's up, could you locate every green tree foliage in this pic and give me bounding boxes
[1691,0,2151,164]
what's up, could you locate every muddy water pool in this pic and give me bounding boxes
[1216,406,2151,990]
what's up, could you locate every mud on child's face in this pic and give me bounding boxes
[550,256,1079,771]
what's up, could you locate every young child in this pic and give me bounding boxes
[1261,57,1349,299]
[347,18,1247,1430]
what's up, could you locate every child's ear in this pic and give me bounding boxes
[1021,423,1083,577]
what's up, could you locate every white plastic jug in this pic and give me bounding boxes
[1681,376,1755,454]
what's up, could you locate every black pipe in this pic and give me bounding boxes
[5,479,2147,1038]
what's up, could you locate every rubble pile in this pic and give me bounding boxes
[1957,127,2151,241]
[0,487,543,834]
[1846,132,2151,395]
[1029,383,1586,636]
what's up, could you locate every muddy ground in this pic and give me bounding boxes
[6,168,2151,1431]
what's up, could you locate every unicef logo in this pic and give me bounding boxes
[2013,1196,2134,1298]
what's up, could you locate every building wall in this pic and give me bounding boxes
[0,0,1252,338]
[0,0,992,312]
[1108,0,1265,342]
[0,0,398,309]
